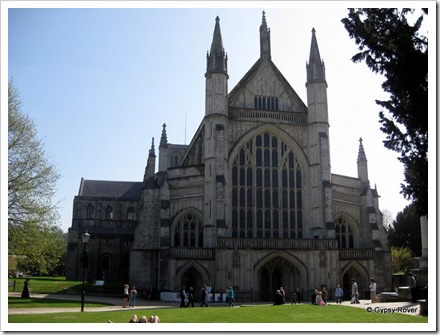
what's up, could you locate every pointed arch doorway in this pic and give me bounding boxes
[181,267,202,289]
[342,262,369,300]
[256,255,305,302]
[177,262,209,302]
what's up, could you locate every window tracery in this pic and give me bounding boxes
[232,131,303,238]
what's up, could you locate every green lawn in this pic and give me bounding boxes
[7,277,428,325]
[8,276,124,295]
[8,304,427,323]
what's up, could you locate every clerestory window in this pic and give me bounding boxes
[254,96,279,111]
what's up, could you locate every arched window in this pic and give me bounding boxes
[334,217,354,248]
[105,206,113,219]
[231,131,303,239]
[173,213,203,247]
[86,204,94,219]
[127,207,135,220]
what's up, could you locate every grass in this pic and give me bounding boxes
[7,277,428,325]
[8,276,124,295]
[8,304,427,323]
[8,297,112,309]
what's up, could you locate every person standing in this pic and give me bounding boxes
[129,286,138,307]
[122,284,129,308]
[179,284,186,308]
[200,285,209,307]
[279,287,286,303]
[369,279,377,303]
[187,286,195,307]
[351,279,360,304]
[227,287,235,307]
[21,279,30,298]
[294,288,301,304]
[335,284,343,304]
[409,273,418,303]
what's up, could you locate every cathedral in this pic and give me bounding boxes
[66,13,392,301]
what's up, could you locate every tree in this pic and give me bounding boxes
[391,246,413,274]
[387,203,421,256]
[342,9,428,217]
[8,80,65,275]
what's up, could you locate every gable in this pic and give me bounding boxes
[228,59,307,113]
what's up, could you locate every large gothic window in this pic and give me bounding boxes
[335,217,354,248]
[231,131,303,239]
[173,213,203,248]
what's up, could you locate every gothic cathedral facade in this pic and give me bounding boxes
[66,13,391,301]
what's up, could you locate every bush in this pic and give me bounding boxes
[391,246,413,274]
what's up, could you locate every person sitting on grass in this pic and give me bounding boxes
[315,291,325,306]
[148,315,161,323]
[129,315,138,323]
[273,289,285,305]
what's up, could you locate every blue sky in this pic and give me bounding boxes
[3,3,433,233]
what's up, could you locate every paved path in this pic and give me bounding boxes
[8,292,423,317]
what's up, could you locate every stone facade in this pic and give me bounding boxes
[66,13,392,301]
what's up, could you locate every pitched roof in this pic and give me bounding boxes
[78,178,142,199]
[228,58,307,113]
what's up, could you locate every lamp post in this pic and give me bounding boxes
[80,230,90,312]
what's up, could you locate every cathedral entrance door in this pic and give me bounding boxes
[180,267,203,301]
[257,256,299,302]
[342,264,368,300]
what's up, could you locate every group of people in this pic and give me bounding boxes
[122,284,139,308]
[179,285,196,308]
[126,315,160,323]
[273,287,286,305]
[272,279,377,306]
[311,287,328,306]
[179,284,210,308]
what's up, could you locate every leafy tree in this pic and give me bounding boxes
[391,246,413,274]
[342,9,428,217]
[387,203,421,256]
[8,80,65,275]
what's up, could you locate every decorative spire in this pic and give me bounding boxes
[206,16,228,75]
[357,137,367,162]
[160,123,168,148]
[259,10,271,60]
[306,28,326,84]
[357,137,369,182]
[149,137,155,157]
[144,137,156,182]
